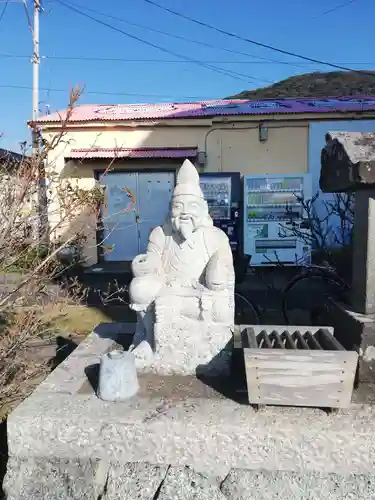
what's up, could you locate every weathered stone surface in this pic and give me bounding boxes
[320,131,375,192]
[316,299,375,382]
[7,331,375,477]
[157,466,226,500]
[351,190,375,315]
[103,462,168,499]
[3,457,107,500]
[9,388,375,476]
[5,459,375,500]
[221,469,375,500]
[191,463,230,485]
[133,318,232,376]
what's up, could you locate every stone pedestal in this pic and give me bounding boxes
[351,190,375,315]
[319,133,375,383]
[5,327,375,499]
[313,300,375,383]
[133,317,233,376]
[316,191,375,383]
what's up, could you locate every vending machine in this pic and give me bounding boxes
[243,173,312,266]
[199,172,241,252]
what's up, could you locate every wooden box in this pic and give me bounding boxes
[242,326,358,409]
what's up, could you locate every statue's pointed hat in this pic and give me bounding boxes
[173,159,204,198]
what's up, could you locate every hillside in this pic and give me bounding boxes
[227,70,375,99]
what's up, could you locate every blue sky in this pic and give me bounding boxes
[0,0,374,151]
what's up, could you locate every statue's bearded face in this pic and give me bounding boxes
[171,194,207,240]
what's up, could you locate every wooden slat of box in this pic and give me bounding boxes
[244,347,358,408]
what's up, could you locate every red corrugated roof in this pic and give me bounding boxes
[32,96,375,125]
[65,147,198,160]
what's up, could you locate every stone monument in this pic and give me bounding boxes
[319,131,375,381]
[128,159,235,376]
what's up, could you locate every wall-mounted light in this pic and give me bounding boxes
[197,151,207,166]
[259,123,268,142]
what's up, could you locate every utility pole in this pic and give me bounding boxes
[30,0,48,241]
[32,0,40,155]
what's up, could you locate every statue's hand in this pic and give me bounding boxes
[205,251,230,292]
[132,252,161,277]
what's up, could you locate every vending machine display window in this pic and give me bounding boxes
[200,177,232,220]
[199,173,241,252]
[243,174,312,266]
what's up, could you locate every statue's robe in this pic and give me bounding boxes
[131,221,234,306]
[129,221,235,354]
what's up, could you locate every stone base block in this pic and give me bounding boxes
[313,299,375,382]
[133,318,232,376]
[3,457,107,500]
[5,323,375,499]
[4,459,375,500]
[221,469,375,500]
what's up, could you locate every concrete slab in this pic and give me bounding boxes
[6,323,375,478]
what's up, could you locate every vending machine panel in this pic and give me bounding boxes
[243,174,312,266]
[199,172,241,252]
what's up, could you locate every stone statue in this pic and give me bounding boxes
[129,159,235,375]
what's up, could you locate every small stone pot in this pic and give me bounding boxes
[97,350,139,402]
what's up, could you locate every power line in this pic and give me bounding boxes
[0,82,214,100]
[22,0,33,35]
[56,0,272,85]
[0,53,285,63]
[0,0,9,25]
[316,0,358,17]
[2,52,375,67]
[142,0,375,76]
[57,0,309,70]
